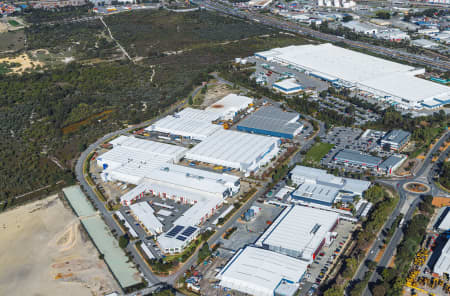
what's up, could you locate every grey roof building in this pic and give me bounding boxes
[333,149,382,168]
[379,155,406,175]
[236,106,303,139]
[290,165,371,207]
[381,130,411,151]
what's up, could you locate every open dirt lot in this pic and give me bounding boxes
[0,53,44,73]
[0,195,119,296]
[199,82,239,108]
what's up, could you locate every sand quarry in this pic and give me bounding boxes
[0,195,119,296]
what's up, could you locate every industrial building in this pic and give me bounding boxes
[146,108,222,141]
[116,165,239,254]
[217,246,308,296]
[437,209,450,232]
[117,163,240,205]
[158,224,200,254]
[185,129,280,174]
[96,136,241,254]
[433,240,450,277]
[205,94,253,121]
[236,106,303,139]
[147,94,253,140]
[254,44,450,109]
[376,29,410,42]
[97,135,188,177]
[342,21,378,35]
[255,205,339,261]
[272,78,303,94]
[380,129,411,151]
[378,155,406,175]
[129,202,163,235]
[333,149,383,169]
[317,0,355,8]
[290,165,371,206]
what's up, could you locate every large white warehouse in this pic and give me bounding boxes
[255,205,339,261]
[255,43,450,109]
[217,246,308,296]
[185,129,280,174]
[205,93,253,121]
[118,163,240,205]
[97,135,188,175]
[147,94,253,140]
[433,239,450,276]
[147,108,222,140]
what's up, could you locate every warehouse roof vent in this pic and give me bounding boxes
[310,223,321,235]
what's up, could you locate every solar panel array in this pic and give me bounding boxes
[176,235,187,241]
[181,226,197,237]
[166,225,183,237]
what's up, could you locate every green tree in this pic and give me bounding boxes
[119,235,129,249]
[324,286,345,296]
[342,15,353,22]
[375,11,391,19]
[197,242,211,263]
[372,284,386,296]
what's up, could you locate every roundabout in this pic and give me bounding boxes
[403,182,431,194]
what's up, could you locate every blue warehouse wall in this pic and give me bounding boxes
[237,125,294,139]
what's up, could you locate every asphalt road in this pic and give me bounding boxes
[194,0,450,72]
[354,130,450,296]
[74,94,194,293]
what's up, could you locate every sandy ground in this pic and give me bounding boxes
[0,53,44,73]
[0,195,119,296]
[199,82,238,108]
[0,22,8,33]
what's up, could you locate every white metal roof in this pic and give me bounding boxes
[255,44,450,105]
[108,135,188,158]
[217,246,307,296]
[140,243,155,259]
[255,205,339,260]
[256,43,413,83]
[157,209,172,217]
[115,211,138,238]
[434,240,450,275]
[147,108,222,140]
[438,210,450,232]
[293,183,339,204]
[359,72,450,104]
[205,94,253,120]
[130,202,163,235]
[185,129,279,171]
[144,164,239,196]
[291,165,370,195]
[273,78,302,90]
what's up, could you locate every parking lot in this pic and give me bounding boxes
[318,95,381,126]
[298,220,356,296]
[248,56,329,92]
[319,127,394,174]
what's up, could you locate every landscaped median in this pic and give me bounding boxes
[83,151,96,187]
